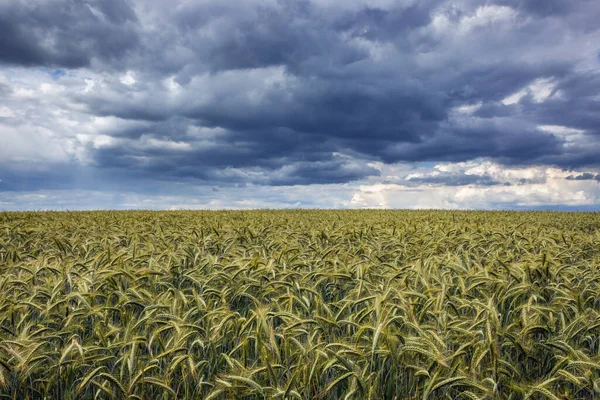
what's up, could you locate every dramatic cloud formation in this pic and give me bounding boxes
[1,0,599,210]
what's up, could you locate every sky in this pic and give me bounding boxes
[1,0,600,210]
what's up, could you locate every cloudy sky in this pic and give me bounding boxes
[1,0,600,210]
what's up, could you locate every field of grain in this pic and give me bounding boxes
[1,210,600,399]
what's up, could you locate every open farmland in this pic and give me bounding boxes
[1,210,600,399]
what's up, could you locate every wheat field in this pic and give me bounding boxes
[1,210,600,399]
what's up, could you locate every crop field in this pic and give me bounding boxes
[1,210,600,399]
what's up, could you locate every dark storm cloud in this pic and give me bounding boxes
[528,72,600,133]
[265,158,381,186]
[454,62,569,104]
[181,81,445,145]
[162,1,376,75]
[0,0,139,67]
[86,129,379,186]
[332,2,436,40]
[2,0,600,190]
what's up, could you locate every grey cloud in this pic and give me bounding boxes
[405,174,502,187]
[496,0,572,16]
[566,173,600,181]
[496,0,599,21]
[87,134,379,186]
[0,82,11,97]
[381,123,564,166]
[529,72,600,133]
[454,62,569,104]
[1,0,600,195]
[332,2,436,39]
[265,158,381,186]
[0,0,139,67]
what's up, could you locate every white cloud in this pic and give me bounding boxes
[0,123,73,163]
[120,71,137,86]
[529,78,558,102]
[537,125,585,135]
[87,116,151,135]
[459,5,517,32]
[346,160,600,210]
[431,5,517,36]
[0,106,15,118]
[0,68,94,166]
[501,89,527,105]
[502,78,558,105]
[461,160,547,183]
[454,102,482,114]
[141,137,192,151]
[451,180,591,209]
[163,76,181,92]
